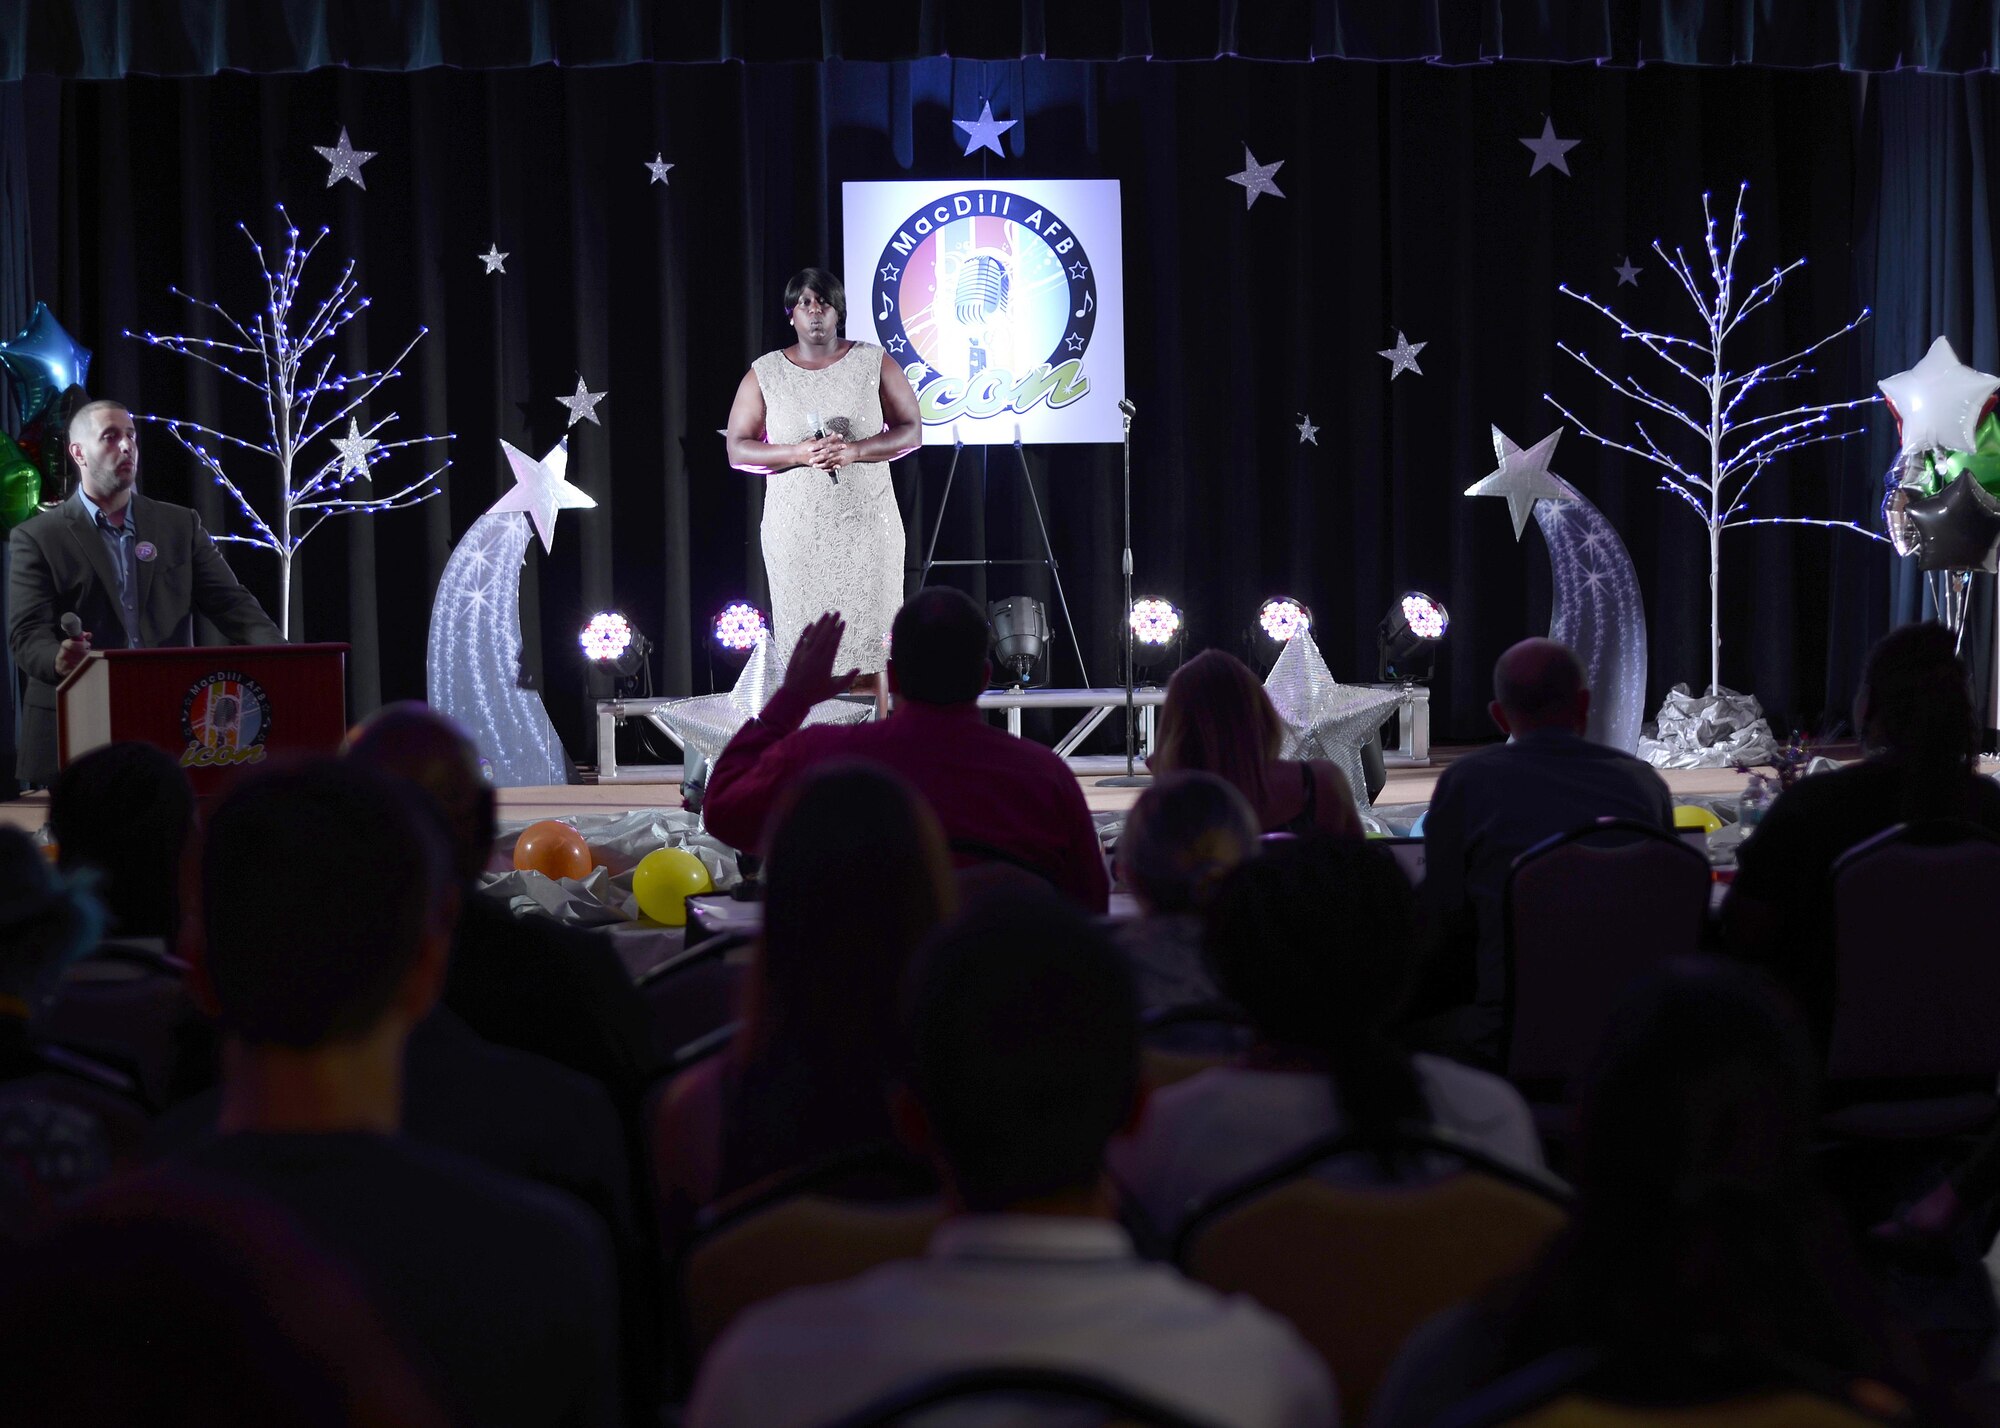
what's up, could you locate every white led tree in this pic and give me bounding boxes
[1544,182,1879,696]
[129,206,450,637]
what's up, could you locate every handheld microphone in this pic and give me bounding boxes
[1117,398,1136,417]
[60,612,82,639]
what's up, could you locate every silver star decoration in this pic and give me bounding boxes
[1262,630,1411,811]
[1613,254,1640,286]
[645,153,675,185]
[1378,330,1426,380]
[1226,145,1286,208]
[953,100,1016,158]
[479,244,509,275]
[650,636,872,765]
[557,375,608,428]
[314,128,377,189]
[491,437,597,555]
[1296,414,1320,445]
[1520,117,1581,177]
[1466,425,1574,541]
[330,417,379,477]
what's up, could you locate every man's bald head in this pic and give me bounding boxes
[1491,638,1590,737]
[343,702,494,885]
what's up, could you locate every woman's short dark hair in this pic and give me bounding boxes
[783,267,846,331]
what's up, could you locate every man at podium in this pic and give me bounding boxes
[6,399,282,787]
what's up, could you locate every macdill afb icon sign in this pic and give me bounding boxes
[844,180,1125,445]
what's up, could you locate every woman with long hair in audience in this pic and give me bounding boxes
[653,762,956,1207]
[1150,649,1365,837]
[1109,836,1541,1238]
[1370,961,1920,1427]
[1723,621,2000,1042]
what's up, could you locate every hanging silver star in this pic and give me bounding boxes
[645,153,675,185]
[1296,414,1320,445]
[953,100,1016,158]
[491,437,597,555]
[1520,117,1581,177]
[1378,331,1426,380]
[1466,425,1574,541]
[1262,631,1411,811]
[479,244,509,275]
[649,636,872,765]
[1613,254,1640,286]
[1226,145,1286,208]
[557,375,608,428]
[330,417,379,477]
[314,128,377,189]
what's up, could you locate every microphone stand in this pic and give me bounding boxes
[1098,398,1148,787]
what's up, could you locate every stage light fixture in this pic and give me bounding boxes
[989,595,1049,685]
[1378,591,1450,682]
[712,601,769,654]
[1257,597,1312,644]
[579,610,653,691]
[1128,597,1183,671]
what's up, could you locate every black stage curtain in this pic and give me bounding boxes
[13,1,2000,77]
[14,59,2000,771]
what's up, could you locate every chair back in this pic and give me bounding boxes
[1174,1128,1569,1425]
[1829,821,2000,1082]
[45,950,202,1111]
[811,1366,1228,1428]
[1504,819,1711,1085]
[639,932,749,1063]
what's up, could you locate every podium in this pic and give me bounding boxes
[58,644,348,795]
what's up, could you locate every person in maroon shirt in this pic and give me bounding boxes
[703,589,1111,913]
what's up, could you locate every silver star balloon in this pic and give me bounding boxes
[479,244,509,274]
[645,153,675,185]
[1467,425,1573,541]
[1296,414,1320,445]
[1226,145,1286,208]
[651,636,872,766]
[1378,330,1426,380]
[330,417,379,477]
[314,128,377,189]
[491,436,597,554]
[953,100,1017,158]
[1519,117,1581,177]
[558,375,608,428]
[1878,336,2000,455]
[1262,630,1410,811]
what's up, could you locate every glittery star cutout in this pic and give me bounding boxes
[330,417,379,476]
[953,100,1017,158]
[557,375,608,428]
[314,128,376,189]
[1378,331,1427,380]
[1520,117,1582,177]
[1613,254,1640,286]
[1296,415,1320,445]
[479,244,508,275]
[490,437,597,555]
[1466,425,1574,541]
[644,153,675,184]
[1226,145,1286,208]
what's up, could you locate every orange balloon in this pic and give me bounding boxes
[513,820,591,881]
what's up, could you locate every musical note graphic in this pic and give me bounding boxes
[1074,292,1093,319]
[878,291,893,322]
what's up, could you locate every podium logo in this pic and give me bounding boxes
[872,189,1098,428]
[180,672,272,769]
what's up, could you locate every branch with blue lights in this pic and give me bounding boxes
[127,206,453,638]
[1544,182,1878,699]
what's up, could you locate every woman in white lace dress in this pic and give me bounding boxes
[725,268,923,696]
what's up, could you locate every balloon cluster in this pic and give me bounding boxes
[0,302,94,532]
[1879,338,2000,571]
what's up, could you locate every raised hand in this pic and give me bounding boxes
[780,611,860,706]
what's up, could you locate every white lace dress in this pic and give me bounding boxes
[751,342,904,675]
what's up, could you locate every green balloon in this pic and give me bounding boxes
[1939,410,2000,497]
[0,432,38,531]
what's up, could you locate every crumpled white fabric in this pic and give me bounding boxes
[482,807,740,920]
[1636,683,1781,770]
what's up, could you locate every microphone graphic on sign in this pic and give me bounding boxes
[953,253,1012,381]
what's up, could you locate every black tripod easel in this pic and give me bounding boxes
[919,425,1090,689]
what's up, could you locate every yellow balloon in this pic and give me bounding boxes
[1673,804,1723,835]
[632,846,713,926]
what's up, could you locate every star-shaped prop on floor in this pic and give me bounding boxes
[330,417,379,477]
[492,436,597,554]
[1614,255,1641,286]
[953,101,1016,158]
[1519,118,1581,177]
[1296,415,1320,445]
[1879,336,2000,456]
[479,244,508,275]
[558,375,608,428]
[1262,630,1410,811]
[1226,145,1286,208]
[652,636,873,767]
[645,153,675,185]
[1378,331,1426,380]
[1467,425,1573,541]
[314,128,377,189]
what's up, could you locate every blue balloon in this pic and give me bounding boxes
[0,302,92,424]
